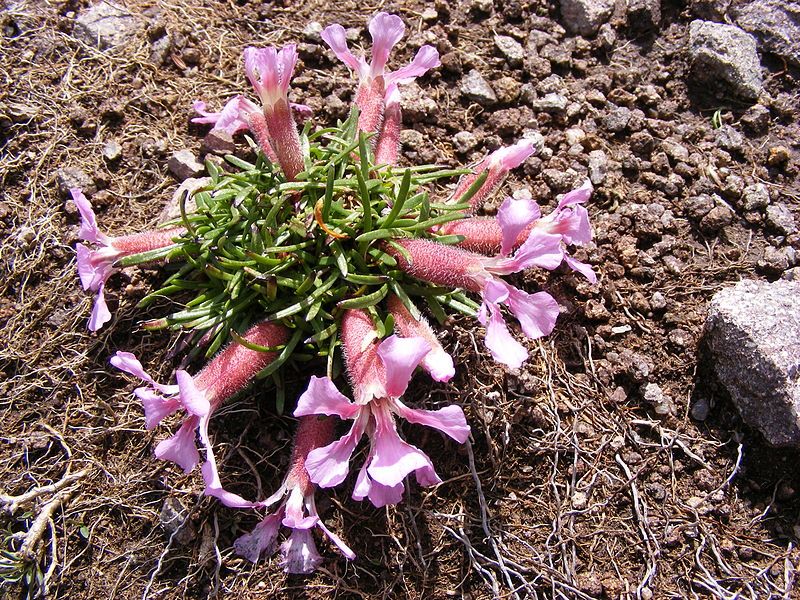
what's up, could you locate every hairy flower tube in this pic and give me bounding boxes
[233,415,355,574]
[294,310,469,507]
[387,234,567,369]
[450,139,538,211]
[111,322,288,506]
[321,12,440,135]
[73,188,183,331]
[244,45,304,180]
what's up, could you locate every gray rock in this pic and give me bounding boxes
[627,0,661,31]
[602,106,632,134]
[758,246,791,275]
[400,82,438,120]
[734,0,800,66]
[691,397,711,421]
[494,35,524,66]
[73,1,142,50]
[149,34,172,66]
[102,140,122,162]
[453,131,479,154]
[643,382,675,416]
[530,92,568,114]
[588,150,608,185]
[714,125,745,153]
[461,70,497,106]
[201,130,235,155]
[559,0,615,35]
[766,203,797,235]
[167,149,204,181]
[57,167,96,196]
[741,183,770,211]
[706,280,800,447]
[688,20,763,101]
[303,21,323,43]
[691,0,731,21]
[701,205,735,232]
[741,104,771,134]
[651,291,667,311]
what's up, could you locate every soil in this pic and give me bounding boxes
[1,0,799,599]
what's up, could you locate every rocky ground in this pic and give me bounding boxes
[1,0,799,598]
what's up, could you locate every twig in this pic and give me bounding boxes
[0,469,89,513]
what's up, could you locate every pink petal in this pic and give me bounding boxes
[234,512,283,563]
[487,230,564,275]
[244,46,297,106]
[489,139,536,172]
[175,369,210,417]
[392,399,470,443]
[88,284,112,332]
[136,388,181,429]
[320,24,368,76]
[506,286,560,340]
[482,304,528,369]
[199,417,255,508]
[497,196,541,256]
[294,376,360,420]
[154,417,200,473]
[376,335,431,398]
[353,463,405,508]
[110,351,179,394]
[421,348,455,383]
[386,45,441,86]
[191,96,254,135]
[305,423,363,488]
[281,487,318,530]
[280,528,322,574]
[316,521,356,560]
[564,254,598,283]
[289,102,313,120]
[367,407,435,487]
[368,12,405,75]
[414,463,442,487]
[556,179,592,210]
[72,189,109,245]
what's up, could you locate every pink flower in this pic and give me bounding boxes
[294,310,469,507]
[374,83,401,165]
[386,294,454,382]
[233,416,355,574]
[440,181,597,283]
[321,13,440,134]
[388,238,562,369]
[73,189,183,331]
[191,96,260,136]
[111,322,288,507]
[451,139,537,212]
[243,45,304,180]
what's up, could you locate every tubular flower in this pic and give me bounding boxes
[110,322,288,507]
[440,181,597,283]
[191,96,261,136]
[374,83,402,166]
[321,12,440,134]
[294,310,469,507]
[387,236,564,369]
[386,294,454,382]
[243,45,304,180]
[73,188,183,331]
[450,139,538,212]
[233,416,355,574]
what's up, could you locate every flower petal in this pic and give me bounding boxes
[353,463,405,508]
[294,376,360,420]
[497,196,541,256]
[483,304,528,369]
[135,387,181,429]
[386,45,440,86]
[368,12,405,75]
[392,398,470,443]
[154,417,200,473]
[280,528,322,574]
[489,139,536,172]
[367,407,434,487]
[175,369,210,417]
[556,179,592,210]
[488,230,564,275]
[88,284,112,332]
[72,189,109,245]
[110,351,179,394]
[422,348,455,383]
[320,24,368,76]
[305,422,364,488]
[234,511,283,563]
[376,335,431,398]
[506,286,560,340]
[281,487,318,530]
[316,521,356,560]
[564,254,597,283]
